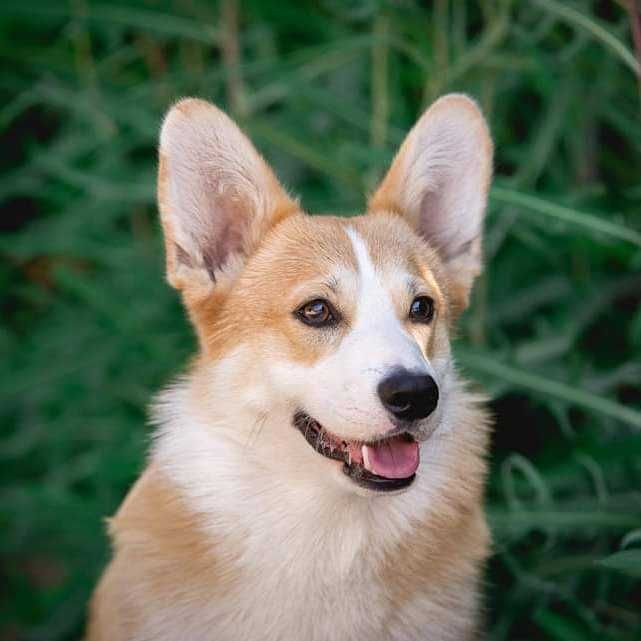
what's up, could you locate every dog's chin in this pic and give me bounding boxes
[293,411,420,494]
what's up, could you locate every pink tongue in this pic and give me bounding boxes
[362,439,419,479]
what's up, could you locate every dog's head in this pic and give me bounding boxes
[157,96,492,496]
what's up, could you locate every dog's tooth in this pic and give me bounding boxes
[362,444,370,471]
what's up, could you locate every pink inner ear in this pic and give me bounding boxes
[417,164,484,265]
[198,192,250,280]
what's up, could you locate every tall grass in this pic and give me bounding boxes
[1,1,640,639]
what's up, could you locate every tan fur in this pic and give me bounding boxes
[87,94,494,641]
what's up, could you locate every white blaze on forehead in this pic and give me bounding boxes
[345,227,393,325]
[344,227,429,375]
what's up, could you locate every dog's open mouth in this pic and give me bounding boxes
[293,411,418,492]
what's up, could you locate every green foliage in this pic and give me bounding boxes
[1,1,640,639]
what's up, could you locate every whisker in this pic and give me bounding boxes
[246,411,268,448]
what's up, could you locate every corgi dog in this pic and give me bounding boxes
[86,93,493,641]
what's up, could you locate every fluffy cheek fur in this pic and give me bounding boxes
[187,343,342,487]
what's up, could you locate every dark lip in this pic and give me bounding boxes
[342,463,416,492]
[293,411,417,492]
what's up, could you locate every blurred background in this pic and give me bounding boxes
[2,0,641,639]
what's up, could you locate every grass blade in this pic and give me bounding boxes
[532,0,639,75]
[459,352,641,429]
[491,186,641,248]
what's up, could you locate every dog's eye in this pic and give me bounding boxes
[296,299,337,327]
[409,296,435,323]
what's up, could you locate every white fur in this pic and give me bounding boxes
[345,227,433,375]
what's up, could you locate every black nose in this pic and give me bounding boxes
[377,370,439,421]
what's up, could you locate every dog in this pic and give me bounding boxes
[86,93,493,641]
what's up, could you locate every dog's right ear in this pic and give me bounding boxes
[157,99,298,298]
[368,95,492,316]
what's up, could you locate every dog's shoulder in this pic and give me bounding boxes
[110,463,242,581]
[87,465,241,641]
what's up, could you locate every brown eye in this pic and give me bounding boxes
[296,299,337,327]
[409,296,435,323]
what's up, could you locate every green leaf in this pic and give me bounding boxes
[532,0,640,75]
[596,550,641,577]
[534,609,597,641]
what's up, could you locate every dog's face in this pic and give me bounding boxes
[157,96,492,495]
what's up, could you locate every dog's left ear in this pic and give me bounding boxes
[369,94,493,313]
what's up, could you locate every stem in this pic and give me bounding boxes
[221,0,247,117]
